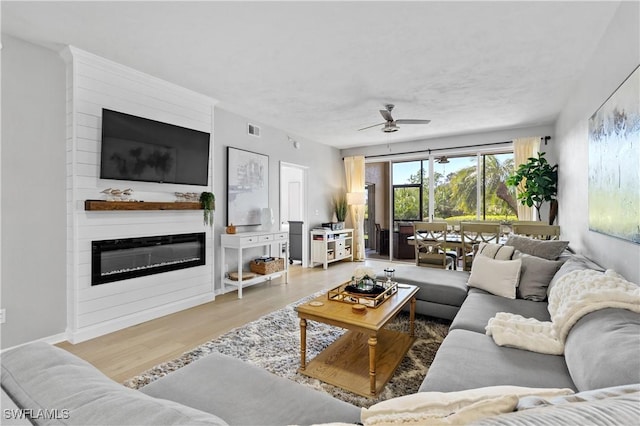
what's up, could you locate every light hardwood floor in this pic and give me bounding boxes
[57,259,392,383]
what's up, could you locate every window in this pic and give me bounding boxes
[391,151,517,225]
[480,153,517,221]
[392,161,423,224]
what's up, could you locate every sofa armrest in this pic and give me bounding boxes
[1,342,227,426]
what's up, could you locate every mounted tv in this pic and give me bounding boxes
[100,109,210,186]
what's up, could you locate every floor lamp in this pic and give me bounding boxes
[346,192,366,261]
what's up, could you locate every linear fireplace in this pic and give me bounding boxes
[92,233,206,285]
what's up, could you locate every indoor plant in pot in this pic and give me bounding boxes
[506,152,558,224]
[333,194,348,230]
[200,192,215,227]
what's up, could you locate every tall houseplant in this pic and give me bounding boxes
[506,152,558,223]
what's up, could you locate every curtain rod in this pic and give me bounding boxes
[354,136,551,160]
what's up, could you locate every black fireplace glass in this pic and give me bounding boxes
[91,233,206,285]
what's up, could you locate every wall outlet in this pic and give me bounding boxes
[0,308,5,324]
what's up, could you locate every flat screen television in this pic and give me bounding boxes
[100,109,210,186]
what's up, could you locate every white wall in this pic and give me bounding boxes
[1,35,67,348]
[213,107,344,286]
[553,1,640,284]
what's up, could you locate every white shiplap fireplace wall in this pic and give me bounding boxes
[62,46,217,343]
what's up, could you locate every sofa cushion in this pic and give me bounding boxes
[450,288,551,334]
[378,266,469,307]
[0,342,227,426]
[140,351,361,426]
[419,329,576,393]
[505,234,569,260]
[516,383,640,410]
[470,390,640,425]
[513,251,562,301]
[467,255,521,299]
[564,308,640,391]
[361,386,573,426]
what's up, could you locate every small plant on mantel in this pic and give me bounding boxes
[200,192,215,227]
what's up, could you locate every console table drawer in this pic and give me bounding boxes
[274,232,288,241]
[259,235,274,242]
[240,236,259,245]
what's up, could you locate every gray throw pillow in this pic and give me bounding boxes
[505,234,569,260]
[513,251,562,301]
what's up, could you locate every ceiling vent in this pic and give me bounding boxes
[248,123,261,137]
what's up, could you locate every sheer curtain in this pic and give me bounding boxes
[513,137,541,221]
[344,156,366,261]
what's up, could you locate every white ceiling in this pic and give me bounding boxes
[1,1,620,149]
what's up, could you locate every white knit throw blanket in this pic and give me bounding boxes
[486,269,640,355]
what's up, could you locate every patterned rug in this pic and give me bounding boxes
[123,292,450,407]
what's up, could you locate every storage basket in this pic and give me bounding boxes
[250,257,285,275]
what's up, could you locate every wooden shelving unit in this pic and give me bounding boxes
[84,200,202,211]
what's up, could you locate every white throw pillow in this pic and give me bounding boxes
[360,386,574,426]
[468,254,522,299]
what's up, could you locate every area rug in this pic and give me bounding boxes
[123,292,450,407]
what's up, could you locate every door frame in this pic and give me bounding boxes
[365,183,376,250]
[279,161,309,267]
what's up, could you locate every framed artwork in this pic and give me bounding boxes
[588,65,640,244]
[227,147,269,226]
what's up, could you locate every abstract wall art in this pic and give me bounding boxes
[588,65,640,244]
[226,147,269,226]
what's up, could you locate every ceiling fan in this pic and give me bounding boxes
[358,104,431,133]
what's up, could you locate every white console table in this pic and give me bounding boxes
[220,230,289,298]
[310,228,354,269]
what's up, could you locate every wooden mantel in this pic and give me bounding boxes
[84,200,202,211]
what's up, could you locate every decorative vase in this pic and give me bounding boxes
[357,277,375,291]
[261,208,274,231]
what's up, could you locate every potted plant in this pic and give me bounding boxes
[506,152,558,224]
[200,192,215,227]
[333,194,348,230]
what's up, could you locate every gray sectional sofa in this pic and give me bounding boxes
[2,247,639,425]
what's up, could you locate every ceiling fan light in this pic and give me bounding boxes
[382,123,399,133]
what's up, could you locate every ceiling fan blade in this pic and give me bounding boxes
[357,122,385,131]
[379,109,394,122]
[395,119,431,125]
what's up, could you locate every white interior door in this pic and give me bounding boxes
[280,162,308,267]
[288,181,302,220]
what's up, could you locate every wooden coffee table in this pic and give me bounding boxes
[295,284,419,397]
